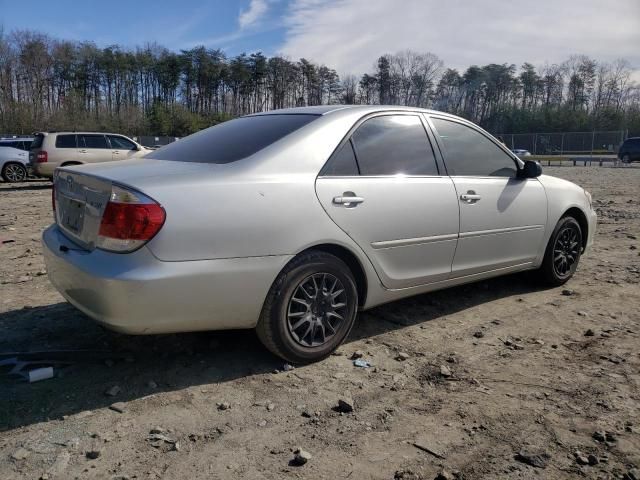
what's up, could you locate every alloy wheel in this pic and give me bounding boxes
[286,272,348,347]
[553,224,580,277]
[3,164,26,182]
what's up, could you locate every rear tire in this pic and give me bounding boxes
[256,251,358,364]
[1,162,27,183]
[537,216,582,286]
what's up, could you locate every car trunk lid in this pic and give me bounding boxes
[54,170,113,250]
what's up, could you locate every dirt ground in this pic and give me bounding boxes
[1,166,639,480]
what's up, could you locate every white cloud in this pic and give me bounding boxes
[239,0,269,29]
[280,0,640,75]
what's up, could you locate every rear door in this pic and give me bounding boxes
[52,134,80,164]
[315,113,460,289]
[77,134,111,163]
[107,135,139,161]
[429,116,547,277]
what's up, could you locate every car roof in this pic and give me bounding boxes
[34,131,131,136]
[250,104,453,117]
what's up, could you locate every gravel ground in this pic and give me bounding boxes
[1,166,639,480]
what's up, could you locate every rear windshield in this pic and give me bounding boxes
[30,134,44,149]
[148,114,318,164]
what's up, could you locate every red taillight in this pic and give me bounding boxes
[99,202,165,241]
[96,186,165,253]
[37,151,48,163]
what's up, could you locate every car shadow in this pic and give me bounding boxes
[0,272,547,431]
[0,181,51,192]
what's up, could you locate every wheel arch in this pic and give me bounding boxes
[60,161,83,167]
[296,243,368,307]
[562,206,589,251]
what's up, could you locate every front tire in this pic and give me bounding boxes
[537,216,583,286]
[256,251,358,364]
[2,162,27,183]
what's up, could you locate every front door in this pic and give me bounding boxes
[315,113,460,289]
[108,135,140,161]
[429,116,547,277]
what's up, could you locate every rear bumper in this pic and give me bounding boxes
[34,162,57,178]
[42,225,292,334]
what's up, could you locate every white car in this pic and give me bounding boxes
[511,149,532,157]
[0,137,33,182]
[43,106,596,363]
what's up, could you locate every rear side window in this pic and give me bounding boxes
[0,141,19,149]
[55,135,77,148]
[79,135,108,149]
[321,140,359,176]
[351,115,439,176]
[30,135,44,149]
[20,141,32,150]
[431,118,517,177]
[108,135,136,150]
[148,114,318,164]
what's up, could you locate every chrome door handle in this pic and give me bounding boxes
[460,191,481,203]
[333,195,364,206]
[113,151,120,154]
[79,149,87,153]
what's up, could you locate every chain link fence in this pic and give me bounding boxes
[496,130,626,156]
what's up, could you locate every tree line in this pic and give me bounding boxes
[1,29,639,137]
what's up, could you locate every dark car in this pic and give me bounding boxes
[618,137,640,163]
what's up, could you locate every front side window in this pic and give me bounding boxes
[79,135,108,149]
[351,115,439,176]
[55,135,77,148]
[431,118,517,177]
[108,135,136,150]
[149,114,318,164]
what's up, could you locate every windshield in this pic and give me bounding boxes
[148,114,319,164]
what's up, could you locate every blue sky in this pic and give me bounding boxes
[0,0,288,55]
[1,0,638,75]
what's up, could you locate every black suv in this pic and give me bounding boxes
[618,137,640,163]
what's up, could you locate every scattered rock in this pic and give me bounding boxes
[283,363,295,372]
[350,350,364,360]
[561,289,575,296]
[217,402,231,411]
[394,469,421,480]
[473,331,484,338]
[396,352,410,361]
[85,450,101,460]
[104,385,121,397]
[592,431,606,442]
[514,450,550,468]
[291,448,312,466]
[11,448,30,461]
[337,396,355,413]
[574,451,589,465]
[577,311,588,317]
[109,402,126,413]
[439,365,452,377]
[587,454,599,466]
[434,470,455,480]
[267,403,275,412]
[584,329,595,336]
[258,419,267,427]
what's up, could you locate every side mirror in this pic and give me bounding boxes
[519,160,542,179]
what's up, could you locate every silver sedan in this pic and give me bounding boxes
[43,106,597,363]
